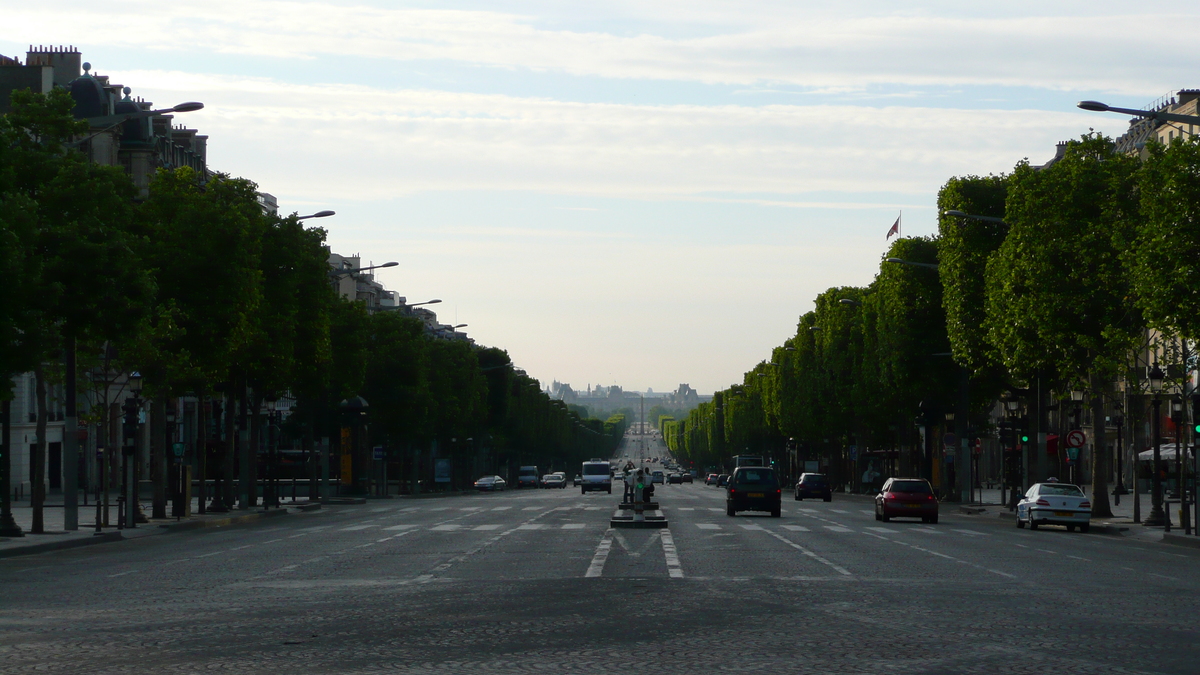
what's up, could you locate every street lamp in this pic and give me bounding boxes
[942,209,1008,225]
[297,210,335,220]
[839,298,860,307]
[1172,398,1185,534]
[264,394,279,509]
[885,257,940,270]
[71,99,205,147]
[1078,100,1200,126]
[328,261,399,279]
[1146,364,1167,527]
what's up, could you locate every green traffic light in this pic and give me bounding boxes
[1020,435,1029,443]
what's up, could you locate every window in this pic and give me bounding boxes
[889,480,932,494]
[734,469,777,486]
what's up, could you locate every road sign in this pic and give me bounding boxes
[943,433,958,448]
[1065,430,1086,448]
[372,446,384,461]
[1067,447,1080,460]
[172,442,186,457]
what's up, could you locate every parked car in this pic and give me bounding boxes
[716,474,730,488]
[1016,482,1091,532]
[875,477,938,523]
[726,466,781,517]
[794,473,832,502]
[705,473,719,485]
[542,474,566,489]
[474,476,506,492]
[573,474,583,486]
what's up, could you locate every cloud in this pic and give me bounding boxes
[3,2,1197,94]
[117,70,1116,206]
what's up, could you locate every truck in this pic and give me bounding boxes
[731,454,765,468]
[517,465,540,488]
[579,459,613,494]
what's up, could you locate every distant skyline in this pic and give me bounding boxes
[3,2,1191,393]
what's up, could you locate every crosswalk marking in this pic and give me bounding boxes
[516,524,546,530]
[383,524,419,531]
[562,523,586,529]
[829,509,849,514]
[860,510,875,515]
[431,524,462,531]
[472,524,502,531]
[522,506,541,511]
[824,526,853,533]
[707,507,723,512]
[696,523,721,530]
[796,508,816,513]
[739,524,765,531]
[491,506,512,511]
[340,525,375,531]
[781,525,809,532]
[865,527,896,534]
[952,529,987,536]
[677,507,696,511]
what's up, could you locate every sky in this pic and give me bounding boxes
[3,1,1196,394]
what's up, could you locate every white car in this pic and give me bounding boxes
[1016,482,1091,532]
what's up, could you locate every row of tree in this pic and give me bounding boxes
[663,133,1200,517]
[1,89,624,529]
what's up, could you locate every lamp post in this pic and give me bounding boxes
[1146,365,1167,527]
[264,394,278,509]
[1077,100,1200,126]
[1172,398,1185,534]
[120,372,144,529]
[1003,394,1022,509]
[1112,404,1126,506]
[1070,390,1084,485]
[297,210,335,220]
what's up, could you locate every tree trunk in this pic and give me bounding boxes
[1088,374,1114,517]
[222,388,237,509]
[196,392,207,514]
[31,364,48,534]
[243,390,260,509]
[151,398,167,519]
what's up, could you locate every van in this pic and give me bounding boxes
[517,466,540,488]
[580,459,612,494]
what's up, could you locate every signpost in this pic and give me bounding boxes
[1065,430,1086,449]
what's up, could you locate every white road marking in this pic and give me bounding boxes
[764,530,852,576]
[517,524,546,530]
[340,525,375,531]
[430,524,462,531]
[661,529,684,578]
[491,506,512,511]
[796,508,817,513]
[107,570,137,578]
[829,509,849,514]
[707,507,723,512]
[383,524,419,531]
[262,539,283,544]
[866,527,896,533]
[677,508,696,511]
[562,523,586,529]
[586,529,614,578]
[824,526,853,533]
[370,507,390,513]
[522,506,542,511]
[781,525,810,532]
[860,510,875,515]
[740,524,765,531]
[428,507,451,512]
[952,529,988,536]
[696,523,722,530]
[472,524,502,531]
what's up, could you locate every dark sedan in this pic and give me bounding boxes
[474,476,506,492]
[794,473,832,502]
[726,467,782,517]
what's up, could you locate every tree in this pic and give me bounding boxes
[985,135,1142,517]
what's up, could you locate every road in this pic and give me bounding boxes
[2,442,1199,672]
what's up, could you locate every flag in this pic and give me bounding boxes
[886,215,900,239]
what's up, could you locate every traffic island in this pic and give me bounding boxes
[610,503,668,529]
[616,502,659,510]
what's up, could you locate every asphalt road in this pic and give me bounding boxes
[2,442,1199,673]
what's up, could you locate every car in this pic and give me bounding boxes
[517,465,540,489]
[474,475,506,492]
[580,459,613,494]
[1016,482,1091,532]
[667,473,682,484]
[726,466,782,517]
[680,473,693,484]
[573,474,583,486]
[651,470,665,484]
[794,473,832,501]
[541,474,566,489]
[705,473,719,485]
[875,477,938,523]
[716,474,730,488]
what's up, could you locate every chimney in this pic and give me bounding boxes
[25,45,81,88]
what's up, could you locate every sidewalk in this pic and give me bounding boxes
[0,497,316,559]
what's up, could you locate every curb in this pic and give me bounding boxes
[1161,533,1200,550]
[294,502,322,512]
[958,506,988,515]
[320,497,367,505]
[158,507,289,532]
[0,531,124,559]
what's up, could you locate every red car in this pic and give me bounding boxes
[875,477,938,524]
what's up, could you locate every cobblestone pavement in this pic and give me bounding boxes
[2,479,1199,673]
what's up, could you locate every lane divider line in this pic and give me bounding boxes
[586,529,614,578]
[660,529,684,579]
[764,530,852,576]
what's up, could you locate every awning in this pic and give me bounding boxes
[1137,444,1185,461]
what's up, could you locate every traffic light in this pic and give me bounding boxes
[1020,433,1030,444]
[1192,396,1200,434]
